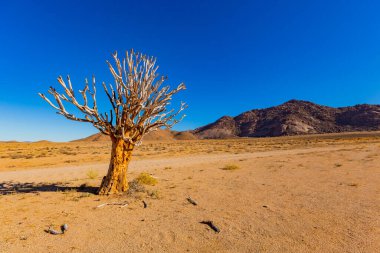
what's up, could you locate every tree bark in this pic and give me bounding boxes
[98,137,134,195]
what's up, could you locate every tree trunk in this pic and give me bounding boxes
[98,137,134,195]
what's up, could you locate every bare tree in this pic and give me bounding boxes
[39,49,186,195]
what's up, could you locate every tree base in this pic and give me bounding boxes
[98,176,129,195]
[97,138,133,195]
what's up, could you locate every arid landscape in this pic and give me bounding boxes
[2,2,380,252]
[1,132,379,252]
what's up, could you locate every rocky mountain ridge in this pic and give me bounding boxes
[192,100,380,138]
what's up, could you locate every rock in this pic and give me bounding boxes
[61,224,68,233]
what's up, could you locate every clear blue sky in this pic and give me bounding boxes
[1,0,380,141]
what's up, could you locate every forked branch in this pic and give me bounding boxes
[39,49,187,145]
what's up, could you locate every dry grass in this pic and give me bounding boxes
[1,132,380,253]
[221,164,240,170]
[86,169,98,179]
[135,172,158,186]
[1,131,380,172]
[127,180,146,195]
[147,189,160,199]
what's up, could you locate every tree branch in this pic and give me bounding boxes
[39,49,186,145]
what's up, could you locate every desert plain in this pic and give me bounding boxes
[0,132,379,253]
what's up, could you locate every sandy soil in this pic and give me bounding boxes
[0,133,380,252]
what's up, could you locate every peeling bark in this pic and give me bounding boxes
[98,137,134,195]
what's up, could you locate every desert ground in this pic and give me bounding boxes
[0,132,380,252]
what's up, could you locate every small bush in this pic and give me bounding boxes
[221,164,240,171]
[78,192,92,198]
[128,180,146,194]
[64,160,77,163]
[10,154,25,159]
[86,169,98,179]
[147,190,160,199]
[60,150,77,155]
[135,172,158,186]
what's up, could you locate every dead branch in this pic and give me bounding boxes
[96,201,129,208]
[187,197,198,205]
[39,49,187,146]
[200,221,220,233]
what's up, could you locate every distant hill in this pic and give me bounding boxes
[193,100,380,138]
[74,100,380,141]
[74,129,197,142]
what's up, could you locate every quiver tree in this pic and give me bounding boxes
[39,49,186,195]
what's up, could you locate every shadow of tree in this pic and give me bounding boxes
[0,181,98,195]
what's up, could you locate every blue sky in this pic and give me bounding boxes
[1,0,380,141]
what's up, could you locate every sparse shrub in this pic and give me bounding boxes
[10,154,25,159]
[221,164,240,170]
[60,150,77,155]
[78,192,92,198]
[147,190,160,199]
[164,166,172,170]
[64,160,77,163]
[127,180,146,195]
[135,172,158,186]
[86,169,98,179]
[71,197,80,202]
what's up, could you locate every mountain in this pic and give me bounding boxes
[193,100,380,138]
[75,100,380,142]
[74,129,197,142]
